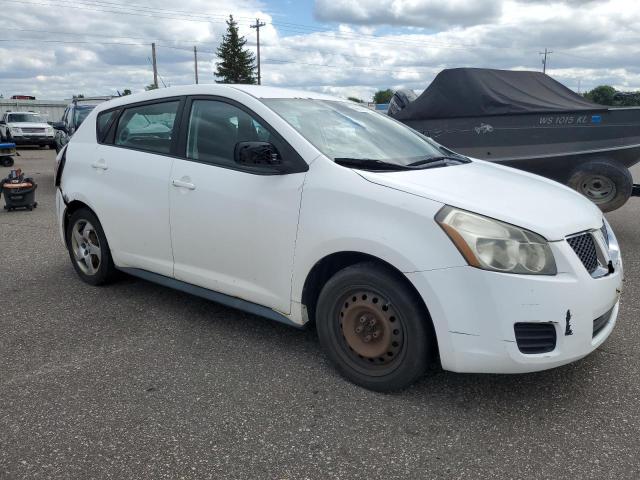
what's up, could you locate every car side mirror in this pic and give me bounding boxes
[234,141,284,171]
[52,121,67,133]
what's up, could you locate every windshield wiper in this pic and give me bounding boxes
[406,155,469,168]
[334,158,412,171]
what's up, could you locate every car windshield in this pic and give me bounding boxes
[74,106,96,127]
[261,99,445,166]
[8,113,47,123]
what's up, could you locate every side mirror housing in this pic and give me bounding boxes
[234,141,285,172]
[52,121,67,133]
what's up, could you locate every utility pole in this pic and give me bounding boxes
[250,18,266,85]
[539,48,553,74]
[194,46,199,84]
[151,42,158,88]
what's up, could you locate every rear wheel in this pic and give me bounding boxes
[568,160,633,212]
[316,262,432,391]
[65,208,118,285]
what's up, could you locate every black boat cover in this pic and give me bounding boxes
[391,68,604,120]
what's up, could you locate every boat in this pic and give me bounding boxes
[389,68,640,211]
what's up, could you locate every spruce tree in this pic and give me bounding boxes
[214,15,257,84]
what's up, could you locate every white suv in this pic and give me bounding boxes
[55,85,623,391]
[0,111,56,148]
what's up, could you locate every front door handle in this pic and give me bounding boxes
[172,179,196,190]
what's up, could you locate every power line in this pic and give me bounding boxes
[0,38,153,47]
[1,0,251,24]
[0,36,435,74]
[0,26,220,48]
[0,35,476,74]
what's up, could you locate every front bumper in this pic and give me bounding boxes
[407,238,623,374]
[11,135,55,145]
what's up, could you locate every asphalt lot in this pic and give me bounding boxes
[1,148,639,480]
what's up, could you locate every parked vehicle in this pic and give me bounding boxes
[389,68,640,212]
[0,111,55,148]
[55,85,623,391]
[53,97,112,153]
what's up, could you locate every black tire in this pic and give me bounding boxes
[567,160,633,212]
[316,262,432,391]
[65,208,118,286]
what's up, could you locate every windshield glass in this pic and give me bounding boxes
[8,113,47,123]
[262,99,444,165]
[74,105,96,127]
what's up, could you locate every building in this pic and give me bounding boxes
[0,98,68,122]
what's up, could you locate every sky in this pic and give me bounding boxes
[0,0,639,102]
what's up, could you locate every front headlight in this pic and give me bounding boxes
[46,126,54,134]
[9,127,22,134]
[436,206,557,275]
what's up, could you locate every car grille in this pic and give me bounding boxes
[593,307,614,338]
[567,233,599,274]
[514,323,557,354]
[21,128,45,134]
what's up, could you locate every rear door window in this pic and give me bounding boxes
[115,101,179,154]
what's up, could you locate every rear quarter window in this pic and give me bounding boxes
[114,101,179,155]
[96,110,118,143]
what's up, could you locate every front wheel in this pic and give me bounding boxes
[316,262,432,391]
[65,208,118,285]
[567,160,633,212]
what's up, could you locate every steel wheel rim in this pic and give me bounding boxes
[337,289,405,373]
[579,175,616,203]
[71,219,101,275]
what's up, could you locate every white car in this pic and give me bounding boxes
[0,111,56,148]
[55,85,623,391]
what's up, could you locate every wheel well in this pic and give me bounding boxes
[301,252,432,329]
[63,200,93,238]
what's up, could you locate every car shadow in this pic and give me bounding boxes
[112,270,607,409]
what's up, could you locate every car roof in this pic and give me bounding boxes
[94,84,344,113]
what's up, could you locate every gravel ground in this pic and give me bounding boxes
[1,148,639,479]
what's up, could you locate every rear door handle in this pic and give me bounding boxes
[171,179,196,190]
[91,159,108,170]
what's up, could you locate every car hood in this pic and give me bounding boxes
[356,160,603,241]
[9,122,50,129]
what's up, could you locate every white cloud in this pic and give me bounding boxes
[0,0,638,105]
[314,0,503,28]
